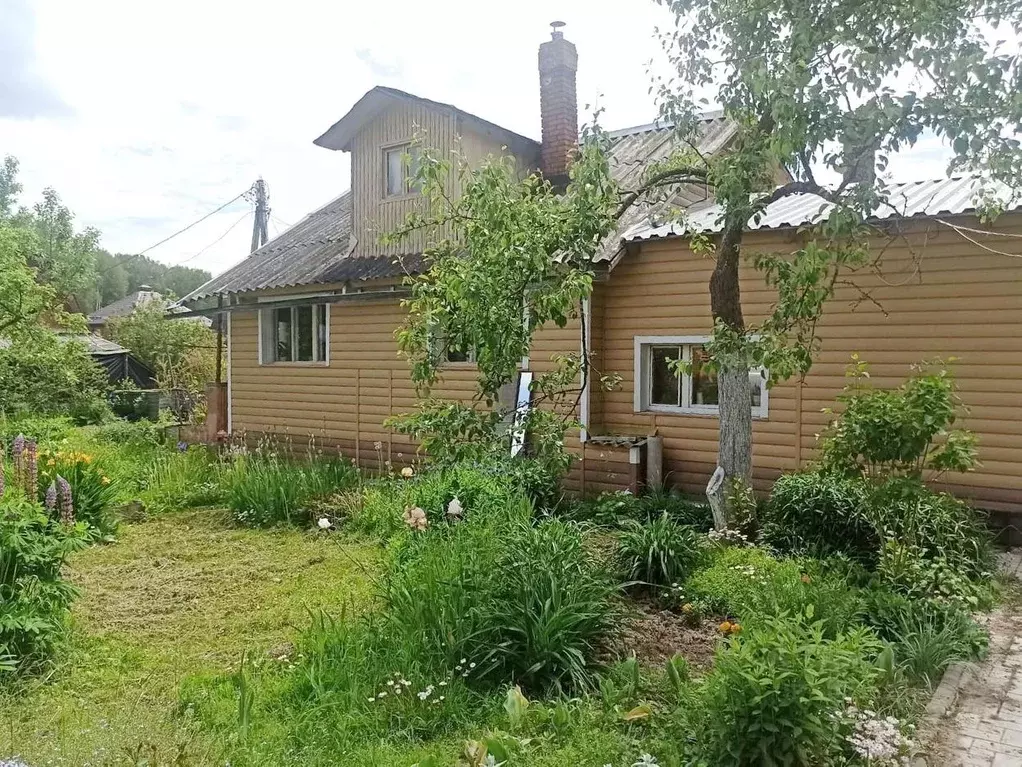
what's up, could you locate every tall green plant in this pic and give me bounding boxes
[820,359,978,480]
[0,495,86,675]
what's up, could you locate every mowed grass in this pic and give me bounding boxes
[0,508,378,766]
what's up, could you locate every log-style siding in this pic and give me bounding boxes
[596,215,1022,510]
[228,212,1022,512]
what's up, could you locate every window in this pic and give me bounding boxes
[384,144,421,198]
[260,304,329,364]
[428,321,477,365]
[634,336,767,417]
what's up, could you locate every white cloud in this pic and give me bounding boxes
[2,0,963,278]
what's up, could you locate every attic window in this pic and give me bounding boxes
[384,144,421,198]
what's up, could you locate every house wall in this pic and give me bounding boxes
[349,102,536,258]
[596,214,1022,511]
[227,212,1022,512]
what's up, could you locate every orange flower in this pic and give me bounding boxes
[730,623,742,634]
[719,621,732,634]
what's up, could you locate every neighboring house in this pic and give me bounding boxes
[182,27,1022,513]
[87,285,164,334]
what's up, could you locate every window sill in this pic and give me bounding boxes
[259,361,330,368]
[638,405,768,420]
[381,192,421,204]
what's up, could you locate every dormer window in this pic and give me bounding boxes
[384,144,421,198]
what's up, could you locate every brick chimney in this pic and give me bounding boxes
[538,21,578,188]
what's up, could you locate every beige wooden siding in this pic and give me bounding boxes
[349,104,537,259]
[350,102,457,258]
[597,215,1022,510]
[230,296,477,465]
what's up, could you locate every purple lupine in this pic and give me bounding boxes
[44,482,57,512]
[56,475,74,525]
[11,434,24,492]
[24,440,37,500]
[0,440,5,497]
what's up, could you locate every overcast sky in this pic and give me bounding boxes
[1,0,956,278]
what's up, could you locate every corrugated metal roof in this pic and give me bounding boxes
[182,113,736,304]
[624,176,1019,242]
[184,192,355,302]
[595,115,736,262]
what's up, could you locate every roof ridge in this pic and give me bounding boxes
[607,111,725,140]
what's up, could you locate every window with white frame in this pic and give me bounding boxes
[634,336,768,417]
[384,144,421,198]
[260,304,329,364]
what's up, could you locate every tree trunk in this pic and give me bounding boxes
[706,219,753,529]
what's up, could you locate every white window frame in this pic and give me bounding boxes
[633,335,768,418]
[383,142,421,199]
[258,303,330,365]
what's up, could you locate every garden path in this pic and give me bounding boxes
[924,550,1022,767]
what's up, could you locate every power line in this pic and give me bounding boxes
[175,210,252,266]
[100,187,252,273]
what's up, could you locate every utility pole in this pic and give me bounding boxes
[217,179,270,386]
[249,178,269,254]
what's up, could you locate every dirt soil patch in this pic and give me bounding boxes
[617,601,721,669]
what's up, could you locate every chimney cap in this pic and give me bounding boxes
[550,20,566,39]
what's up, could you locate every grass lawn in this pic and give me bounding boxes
[0,508,378,766]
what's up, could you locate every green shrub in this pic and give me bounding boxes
[37,446,118,536]
[0,495,87,675]
[228,454,360,527]
[687,615,881,766]
[565,488,712,529]
[864,587,987,684]
[819,359,977,479]
[764,473,993,581]
[476,518,621,693]
[871,477,992,580]
[0,335,110,423]
[685,547,863,637]
[876,540,993,610]
[763,472,877,562]
[617,514,704,589]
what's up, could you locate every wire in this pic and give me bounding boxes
[271,214,292,229]
[100,187,252,273]
[936,219,1022,259]
[174,210,252,266]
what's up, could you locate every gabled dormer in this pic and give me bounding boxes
[313,86,543,258]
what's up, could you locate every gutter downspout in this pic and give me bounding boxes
[580,296,591,443]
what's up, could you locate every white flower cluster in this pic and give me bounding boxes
[454,658,477,678]
[367,670,461,706]
[841,702,914,764]
[368,672,413,701]
[708,527,750,545]
[0,758,30,767]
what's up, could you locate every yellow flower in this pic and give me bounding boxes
[719,621,732,634]
[101,476,111,485]
[47,459,55,466]
[400,466,415,479]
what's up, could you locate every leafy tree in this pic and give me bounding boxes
[0,225,61,337]
[106,302,216,394]
[0,155,21,221]
[648,0,1022,520]
[23,187,101,306]
[385,132,618,473]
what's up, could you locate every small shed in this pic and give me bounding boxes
[68,333,157,388]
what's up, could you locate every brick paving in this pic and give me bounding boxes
[923,550,1022,766]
